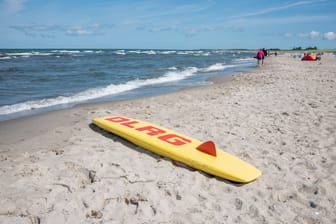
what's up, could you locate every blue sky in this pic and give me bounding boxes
[1,0,335,49]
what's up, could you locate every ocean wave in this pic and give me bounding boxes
[0,62,235,116]
[114,50,126,55]
[126,49,213,56]
[127,50,157,55]
[0,83,135,116]
[141,50,157,55]
[0,49,248,59]
[6,52,52,57]
[233,57,255,63]
[0,67,195,115]
[161,51,177,54]
[1,50,105,60]
[200,63,236,72]
[0,56,11,60]
[51,50,81,54]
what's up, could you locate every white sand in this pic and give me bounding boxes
[0,54,335,223]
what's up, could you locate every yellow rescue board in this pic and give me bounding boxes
[92,116,261,183]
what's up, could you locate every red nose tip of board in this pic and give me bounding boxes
[197,141,217,157]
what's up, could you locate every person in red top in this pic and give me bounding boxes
[256,49,265,66]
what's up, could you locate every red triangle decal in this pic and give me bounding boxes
[196,141,217,157]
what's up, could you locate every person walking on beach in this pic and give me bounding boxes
[262,48,268,57]
[256,49,265,66]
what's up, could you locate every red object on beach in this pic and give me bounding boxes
[301,55,317,61]
[196,141,217,157]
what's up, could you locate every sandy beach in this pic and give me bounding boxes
[1,54,335,223]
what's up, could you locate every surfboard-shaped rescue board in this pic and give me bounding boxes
[93,116,261,183]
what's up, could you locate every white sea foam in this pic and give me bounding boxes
[142,50,156,55]
[201,63,236,72]
[6,51,62,57]
[0,49,235,58]
[7,52,35,57]
[233,57,255,63]
[0,60,242,118]
[114,50,126,55]
[0,83,134,116]
[161,51,176,54]
[176,51,189,55]
[0,56,11,60]
[0,66,200,116]
[52,50,81,54]
[0,49,247,61]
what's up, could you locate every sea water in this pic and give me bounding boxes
[0,49,256,121]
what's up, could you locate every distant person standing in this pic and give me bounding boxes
[255,49,265,66]
[262,48,268,57]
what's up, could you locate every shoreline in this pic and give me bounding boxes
[0,63,245,147]
[0,65,252,123]
[0,48,256,122]
[1,54,336,223]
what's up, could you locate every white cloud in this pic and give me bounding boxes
[323,32,336,40]
[66,24,113,36]
[10,24,62,37]
[285,31,329,40]
[143,24,218,37]
[4,0,26,13]
[298,31,320,38]
[66,27,93,36]
[10,23,114,37]
[230,0,328,19]
[298,32,309,37]
[309,31,320,39]
[284,32,294,38]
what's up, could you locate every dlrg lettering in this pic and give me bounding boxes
[105,117,192,146]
